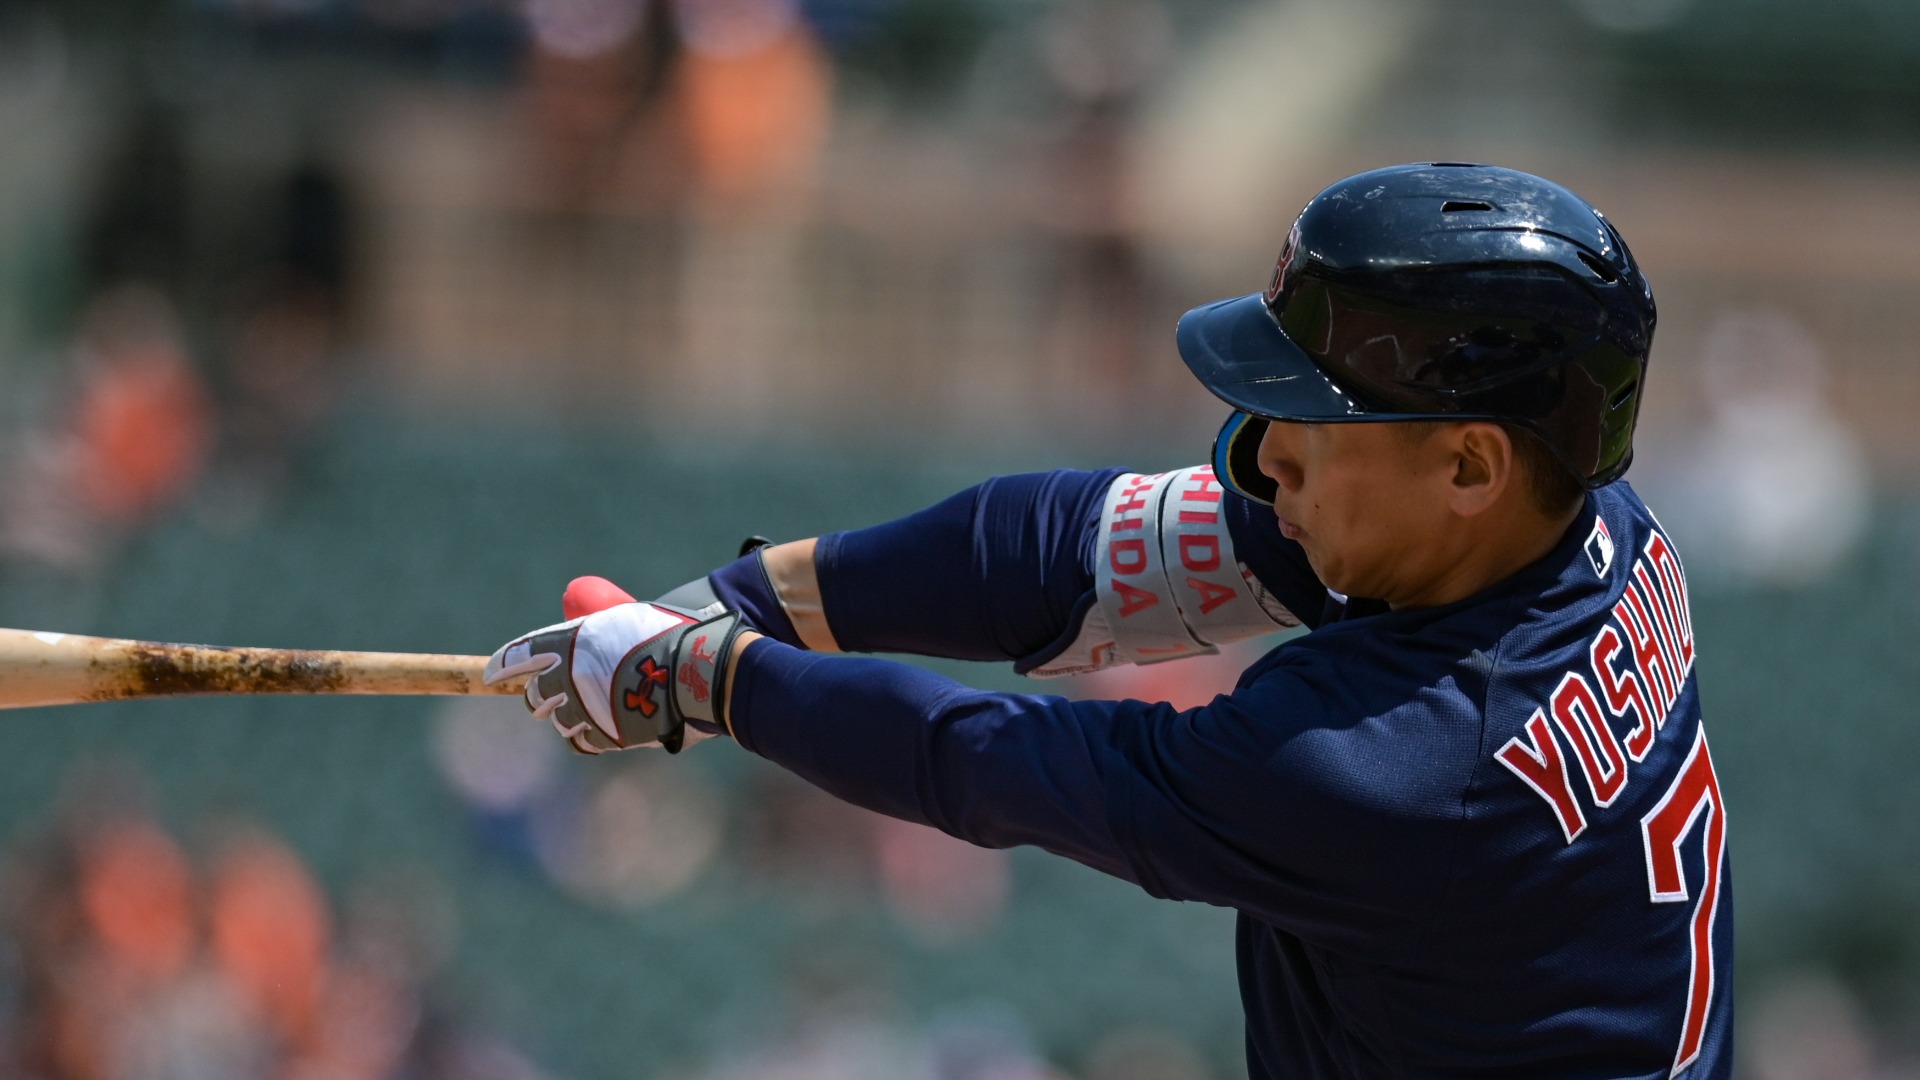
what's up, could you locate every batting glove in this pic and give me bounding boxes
[484,602,747,755]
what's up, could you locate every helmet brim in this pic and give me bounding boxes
[1177,292,1402,422]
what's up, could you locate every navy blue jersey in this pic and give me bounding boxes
[725,476,1732,1079]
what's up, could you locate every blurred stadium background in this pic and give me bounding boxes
[0,0,1917,1076]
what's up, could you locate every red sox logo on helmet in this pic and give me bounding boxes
[1265,222,1303,308]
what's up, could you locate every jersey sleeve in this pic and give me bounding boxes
[728,637,1467,952]
[812,468,1128,663]
[794,467,1332,671]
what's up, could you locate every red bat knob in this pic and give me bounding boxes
[562,576,638,620]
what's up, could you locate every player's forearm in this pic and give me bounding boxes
[806,470,1128,662]
[722,634,1143,882]
[704,471,1119,664]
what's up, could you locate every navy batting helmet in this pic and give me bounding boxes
[1180,162,1656,505]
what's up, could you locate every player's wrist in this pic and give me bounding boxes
[700,540,829,650]
[720,629,763,739]
[759,539,838,652]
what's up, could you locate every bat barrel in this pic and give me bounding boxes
[0,629,524,710]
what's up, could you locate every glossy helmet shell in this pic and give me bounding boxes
[1179,162,1656,504]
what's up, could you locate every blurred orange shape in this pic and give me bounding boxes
[79,820,196,983]
[209,833,332,1047]
[72,345,214,523]
[677,18,831,201]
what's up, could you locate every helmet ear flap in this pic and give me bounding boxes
[1212,412,1278,506]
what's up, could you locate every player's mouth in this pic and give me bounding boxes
[1274,510,1305,541]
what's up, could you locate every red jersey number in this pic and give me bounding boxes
[1640,728,1728,1077]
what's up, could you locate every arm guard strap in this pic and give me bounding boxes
[1026,467,1298,678]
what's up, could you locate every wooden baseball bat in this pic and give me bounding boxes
[0,627,527,710]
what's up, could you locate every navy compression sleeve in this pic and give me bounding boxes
[729,638,1143,884]
[727,636,1451,945]
[708,553,803,646]
[811,468,1127,662]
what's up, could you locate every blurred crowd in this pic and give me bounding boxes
[0,767,550,1080]
[0,707,1226,1080]
[1637,306,1873,589]
[666,1004,1217,1080]
[0,0,1191,615]
[0,0,1902,602]
[0,91,350,620]
[431,695,1230,1080]
[433,694,1016,940]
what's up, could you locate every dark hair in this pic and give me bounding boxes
[1502,424,1586,518]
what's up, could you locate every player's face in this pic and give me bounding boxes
[1255,420,1465,605]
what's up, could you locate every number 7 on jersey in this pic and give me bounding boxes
[1641,728,1728,1078]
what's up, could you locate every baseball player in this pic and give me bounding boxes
[488,163,1731,1078]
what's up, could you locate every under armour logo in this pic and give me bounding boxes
[624,657,670,717]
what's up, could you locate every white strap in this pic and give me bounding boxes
[1098,471,1208,665]
[1027,466,1298,678]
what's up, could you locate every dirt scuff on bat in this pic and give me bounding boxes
[99,644,355,700]
[48,639,518,704]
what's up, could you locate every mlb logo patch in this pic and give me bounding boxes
[1584,516,1615,578]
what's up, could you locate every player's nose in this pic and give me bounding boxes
[1257,421,1306,496]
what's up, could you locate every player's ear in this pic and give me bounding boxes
[1447,422,1513,517]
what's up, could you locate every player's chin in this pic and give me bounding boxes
[1307,553,1369,601]
[1299,546,1340,589]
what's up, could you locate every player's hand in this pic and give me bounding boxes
[484,600,746,755]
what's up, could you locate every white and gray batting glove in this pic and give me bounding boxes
[484,601,747,755]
